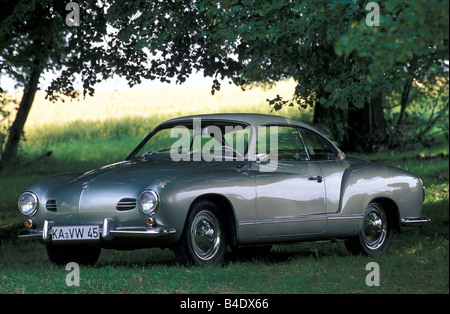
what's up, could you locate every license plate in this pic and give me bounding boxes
[51,225,100,241]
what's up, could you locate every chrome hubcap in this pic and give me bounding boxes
[362,205,387,250]
[190,210,221,261]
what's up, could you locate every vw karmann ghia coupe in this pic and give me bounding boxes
[18,113,429,266]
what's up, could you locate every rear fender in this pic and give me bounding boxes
[339,164,423,225]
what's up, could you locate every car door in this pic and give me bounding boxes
[253,125,327,237]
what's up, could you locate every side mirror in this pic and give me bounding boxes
[255,153,270,165]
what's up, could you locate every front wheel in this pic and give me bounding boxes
[174,200,227,266]
[345,203,393,256]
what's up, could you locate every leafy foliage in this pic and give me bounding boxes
[47,1,447,114]
[385,76,449,150]
[37,1,384,111]
[337,0,449,77]
[0,93,17,154]
[0,0,69,87]
[1,0,448,158]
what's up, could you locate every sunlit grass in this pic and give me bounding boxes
[26,80,304,126]
[21,81,313,161]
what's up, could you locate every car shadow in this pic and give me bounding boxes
[94,243,350,268]
[223,243,349,266]
[95,248,179,268]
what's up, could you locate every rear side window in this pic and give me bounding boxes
[299,129,337,161]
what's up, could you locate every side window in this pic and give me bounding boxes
[300,129,337,160]
[257,125,308,161]
[191,133,222,155]
[223,126,251,157]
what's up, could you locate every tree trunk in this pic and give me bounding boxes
[397,78,412,125]
[1,67,42,166]
[341,93,385,152]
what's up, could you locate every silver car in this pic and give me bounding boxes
[18,113,429,266]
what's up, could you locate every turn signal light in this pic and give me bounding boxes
[24,219,34,229]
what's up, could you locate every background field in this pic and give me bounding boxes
[0,83,448,294]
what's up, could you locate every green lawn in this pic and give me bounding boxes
[0,214,448,294]
[0,143,448,294]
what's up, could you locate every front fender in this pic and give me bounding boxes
[150,167,256,243]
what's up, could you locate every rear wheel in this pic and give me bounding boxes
[46,245,100,266]
[345,203,393,256]
[174,200,227,266]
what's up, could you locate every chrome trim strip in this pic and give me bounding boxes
[239,214,363,227]
[18,229,43,240]
[328,214,364,220]
[109,226,176,238]
[239,214,328,226]
[238,220,255,226]
[400,217,430,227]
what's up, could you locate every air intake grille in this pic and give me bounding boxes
[116,198,137,211]
[46,199,57,212]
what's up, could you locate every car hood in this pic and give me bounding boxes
[70,156,241,187]
[27,156,246,225]
[28,156,248,200]
[71,158,175,186]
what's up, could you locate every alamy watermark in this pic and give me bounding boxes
[365,262,380,286]
[65,262,80,286]
[65,261,381,287]
[65,1,80,27]
[166,118,279,172]
[365,2,380,27]
[65,1,380,28]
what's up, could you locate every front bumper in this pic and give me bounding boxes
[18,218,176,242]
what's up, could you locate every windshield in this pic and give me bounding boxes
[130,121,252,161]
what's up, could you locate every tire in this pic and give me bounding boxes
[46,244,101,266]
[345,203,394,256]
[174,200,227,266]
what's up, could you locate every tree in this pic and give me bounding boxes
[2,0,448,164]
[337,0,449,149]
[0,0,76,165]
[337,0,448,78]
[48,0,393,151]
[0,0,115,166]
[68,0,413,151]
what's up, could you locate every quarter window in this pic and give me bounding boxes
[299,129,337,160]
[256,125,337,161]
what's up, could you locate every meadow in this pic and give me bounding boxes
[0,81,448,294]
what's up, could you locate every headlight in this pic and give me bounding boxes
[138,190,159,215]
[18,192,39,216]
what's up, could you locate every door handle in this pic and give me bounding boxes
[308,175,323,183]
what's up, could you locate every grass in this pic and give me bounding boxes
[0,82,448,294]
[0,217,448,294]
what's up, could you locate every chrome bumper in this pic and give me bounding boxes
[18,218,176,242]
[101,218,176,240]
[400,217,431,227]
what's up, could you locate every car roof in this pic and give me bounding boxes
[162,113,345,158]
[164,113,311,130]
